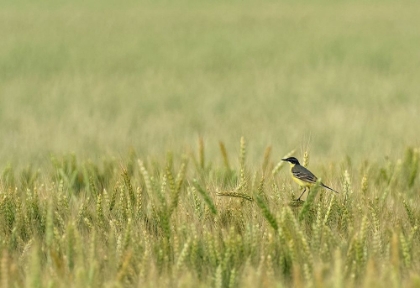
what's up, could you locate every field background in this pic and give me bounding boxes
[1,0,420,166]
[1,1,420,287]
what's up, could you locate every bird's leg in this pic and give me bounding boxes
[296,188,307,201]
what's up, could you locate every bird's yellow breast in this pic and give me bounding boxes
[291,173,311,188]
[288,163,312,188]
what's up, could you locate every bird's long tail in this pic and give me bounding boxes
[321,183,339,193]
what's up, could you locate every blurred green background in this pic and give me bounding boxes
[1,0,419,167]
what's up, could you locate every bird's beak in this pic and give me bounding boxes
[281,158,287,162]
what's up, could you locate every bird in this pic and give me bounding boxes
[282,156,338,201]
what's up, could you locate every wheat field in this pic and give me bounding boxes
[1,1,420,287]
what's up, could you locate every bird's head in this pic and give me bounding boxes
[281,157,300,165]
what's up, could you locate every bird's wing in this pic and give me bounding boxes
[292,165,318,184]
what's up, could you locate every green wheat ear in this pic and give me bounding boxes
[138,160,152,197]
[255,175,278,231]
[169,156,188,216]
[135,186,143,218]
[403,147,419,188]
[239,136,247,190]
[361,174,368,194]
[66,223,76,271]
[176,237,191,272]
[45,200,54,249]
[219,141,230,170]
[192,179,217,215]
[122,168,135,206]
[96,193,104,228]
[262,145,272,171]
[302,151,309,167]
[228,267,236,288]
